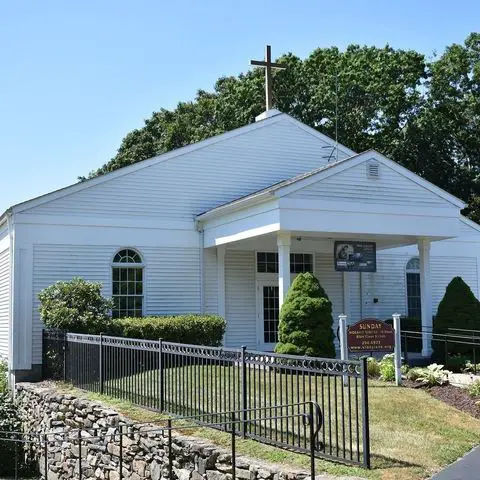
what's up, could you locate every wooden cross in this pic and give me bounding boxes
[250,45,285,111]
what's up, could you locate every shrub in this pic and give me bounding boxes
[415,364,450,387]
[433,277,480,360]
[108,315,226,346]
[0,361,7,393]
[366,357,380,378]
[39,278,112,334]
[463,361,480,374]
[406,367,425,382]
[468,380,480,398]
[275,272,335,357]
[446,353,471,373]
[379,353,396,382]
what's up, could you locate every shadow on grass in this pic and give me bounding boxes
[370,452,423,470]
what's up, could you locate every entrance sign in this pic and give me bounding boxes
[347,318,394,353]
[334,241,376,272]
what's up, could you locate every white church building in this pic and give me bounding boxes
[1,108,480,382]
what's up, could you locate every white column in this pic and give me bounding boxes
[217,246,226,320]
[392,313,402,386]
[277,232,291,310]
[418,238,432,357]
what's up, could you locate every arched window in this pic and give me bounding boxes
[406,257,421,319]
[112,248,144,318]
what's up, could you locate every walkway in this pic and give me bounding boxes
[431,445,480,479]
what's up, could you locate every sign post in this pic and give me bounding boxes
[392,313,402,386]
[338,314,348,386]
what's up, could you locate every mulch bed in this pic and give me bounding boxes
[404,381,480,418]
[428,385,480,418]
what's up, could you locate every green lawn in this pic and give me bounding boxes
[64,367,480,480]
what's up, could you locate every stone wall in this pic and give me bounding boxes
[15,383,310,480]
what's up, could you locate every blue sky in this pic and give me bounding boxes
[1,0,479,213]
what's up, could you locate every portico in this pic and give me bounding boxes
[197,150,466,356]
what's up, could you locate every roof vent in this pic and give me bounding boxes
[367,162,380,179]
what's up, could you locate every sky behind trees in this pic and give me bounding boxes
[1,0,479,213]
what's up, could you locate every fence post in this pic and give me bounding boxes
[338,314,348,386]
[168,419,173,480]
[360,356,371,469]
[63,331,68,382]
[309,402,315,480]
[119,425,123,480]
[159,338,164,412]
[99,333,104,395]
[78,429,82,480]
[393,314,402,386]
[44,433,48,480]
[240,346,247,438]
[231,411,236,480]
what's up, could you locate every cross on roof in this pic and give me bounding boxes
[250,45,285,111]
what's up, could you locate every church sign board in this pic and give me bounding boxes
[347,318,395,353]
[334,241,376,272]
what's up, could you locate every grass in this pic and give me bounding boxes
[57,372,480,480]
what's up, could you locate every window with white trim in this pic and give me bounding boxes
[112,248,144,318]
[256,252,313,274]
[406,257,421,319]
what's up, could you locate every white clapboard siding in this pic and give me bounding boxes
[361,254,409,320]
[431,256,478,312]
[24,119,348,220]
[142,247,201,314]
[203,249,218,315]
[32,244,202,364]
[315,253,344,340]
[0,248,10,359]
[224,250,256,348]
[289,160,451,208]
[347,272,362,322]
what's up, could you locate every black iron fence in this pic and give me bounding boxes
[43,330,371,468]
[0,405,321,480]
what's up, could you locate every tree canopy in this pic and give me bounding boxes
[82,33,480,220]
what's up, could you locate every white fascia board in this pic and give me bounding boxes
[279,207,461,238]
[203,207,280,247]
[196,192,274,222]
[279,198,459,218]
[13,223,201,249]
[15,212,194,231]
[274,150,466,209]
[459,215,480,233]
[10,114,290,215]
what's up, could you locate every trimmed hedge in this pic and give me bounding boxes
[107,315,226,346]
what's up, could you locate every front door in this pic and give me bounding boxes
[256,281,280,351]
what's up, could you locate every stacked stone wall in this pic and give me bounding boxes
[15,383,311,480]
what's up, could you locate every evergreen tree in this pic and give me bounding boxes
[275,272,335,357]
[432,276,480,359]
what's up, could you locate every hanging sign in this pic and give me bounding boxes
[347,318,394,353]
[334,241,376,272]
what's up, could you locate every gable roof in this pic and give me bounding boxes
[196,149,466,220]
[0,110,355,222]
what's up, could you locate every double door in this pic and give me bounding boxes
[256,281,280,351]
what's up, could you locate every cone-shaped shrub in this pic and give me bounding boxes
[275,272,335,357]
[432,276,480,359]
